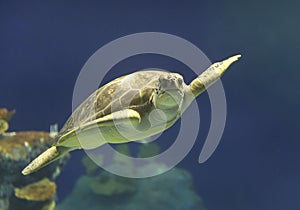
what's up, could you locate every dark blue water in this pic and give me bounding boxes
[1,1,299,210]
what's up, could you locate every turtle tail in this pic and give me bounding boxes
[22,146,70,175]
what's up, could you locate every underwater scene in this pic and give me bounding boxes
[1,1,299,210]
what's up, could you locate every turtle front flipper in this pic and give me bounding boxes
[81,109,142,128]
[72,109,143,148]
[22,146,70,175]
[189,54,241,97]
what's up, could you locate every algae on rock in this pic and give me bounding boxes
[14,178,56,201]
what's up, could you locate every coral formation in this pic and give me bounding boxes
[41,200,55,210]
[81,155,100,176]
[0,131,53,161]
[137,142,160,158]
[0,108,15,122]
[14,178,56,201]
[59,144,205,210]
[89,171,136,196]
[0,108,15,135]
[0,120,9,134]
[56,166,205,210]
[0,107,69,210]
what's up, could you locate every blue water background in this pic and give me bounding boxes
[0,1,299,209]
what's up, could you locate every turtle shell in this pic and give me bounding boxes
[58,70,175,141]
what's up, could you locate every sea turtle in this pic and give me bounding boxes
[22,54,241,175]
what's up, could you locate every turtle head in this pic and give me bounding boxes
[153,73,185,110]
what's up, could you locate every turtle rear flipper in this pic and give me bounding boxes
[22,146,70,175]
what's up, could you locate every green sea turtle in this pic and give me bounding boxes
[22,54,241,175]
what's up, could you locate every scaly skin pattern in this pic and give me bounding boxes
[189,55,241,97]
[183,54,241,110]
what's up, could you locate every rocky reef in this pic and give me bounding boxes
[14,178,56,202]
[57,144,205,210]
[0,108,69,210]
[57,165,205,210]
